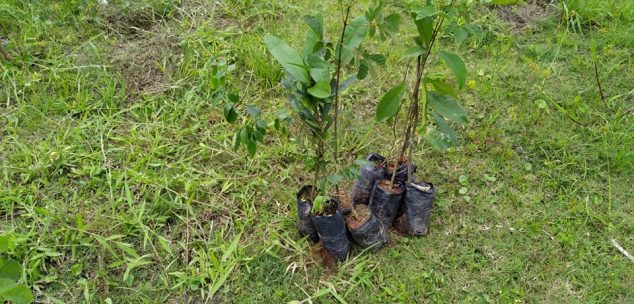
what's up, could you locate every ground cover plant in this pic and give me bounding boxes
[0,0,633,303]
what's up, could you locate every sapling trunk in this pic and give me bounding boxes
[333,5,352,194]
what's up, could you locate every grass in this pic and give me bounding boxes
[1,0,633,303]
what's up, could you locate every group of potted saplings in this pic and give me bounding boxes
[261,0,470,261]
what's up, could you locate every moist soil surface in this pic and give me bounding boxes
[345,204,371,230]
[378,179,404,194]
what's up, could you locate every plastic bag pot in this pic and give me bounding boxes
[402,182,435,236]
[369,180,405,229]
[296,185,319,243]
[385,162,417,184]
[312,206,350,261]
[346,207,388,251]
[351,153,386,205]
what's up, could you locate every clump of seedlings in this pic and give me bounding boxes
[264,0,400,260]
[264,0,475,263]
[372,0,471,235]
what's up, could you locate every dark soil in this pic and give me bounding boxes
[345,204,371,230]
[332,190,352,211]
[321,200,338,216]
[385,157,408,172]
[494,1,554,31]
[378,179,403,194]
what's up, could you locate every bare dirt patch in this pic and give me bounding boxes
[108,29,180,95]
[495,1,555,31]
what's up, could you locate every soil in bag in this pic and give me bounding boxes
[311,199,350,261]
[351,153,386,205]
[401,182,435,236]
[296,185,319,242]
[385,159,417,184]
[369,180,405,229]
[332,189,353,216]
[345,204,388,250]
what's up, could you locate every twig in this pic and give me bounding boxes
[610,239,634,262]
[593,58,607,109]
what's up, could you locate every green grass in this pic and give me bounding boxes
[1,0,633,303]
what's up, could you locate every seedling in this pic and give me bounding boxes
[376,0,471,185]
[265,0,399,195]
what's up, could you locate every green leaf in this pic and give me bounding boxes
[0,278,17,294]
[401,46,425,61]
[303,15,323,38]
[310,68,330,83]
[434,113,457,146]
[223,102,238,123]
[424,128,453,151]
[0,260,21,280]
[344,16,370,48]
[413,15,434,45]
[426,77,457,98]
[246,105,262,117]
[383,13,401,33]
[375,83,407,122]
[0,234,14,253]
[1,284,33,304]
[428,91,468,124]
[264,35,309,83]
[246,140,256,156]
[440,51,467,89]
[414,5,438,19]
[357,60,369,80]
[307,80,331,99]
[365,54,386,66]
[337,16,370,63]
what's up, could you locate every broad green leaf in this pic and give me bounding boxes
[223,102,238,123]
[0,260,21,280]
[2,285,33,304]
[383,13,401,33]
[414,16,434,46]
[310,68,330,83]
[303,15,323,38]
[428,91,468,124]
[246,140,256,156]
[434,113,457,146]
[0,278,17,294]
[425,78,457,98]
[264,35,309,83]
[0,235,14,253]
[401,46,425,61]
[440,51,467,89]
[246,105,262,117]
[307,80,331,99]
[337,16,370,62]
[365,54,386,66]
[375,83,407,122]
[357,60,369,80]
[424,128,453,151]
[414,5,438,19]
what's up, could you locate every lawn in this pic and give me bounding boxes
[1,0,633,303]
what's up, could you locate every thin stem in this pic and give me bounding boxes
[333,4,352,194]
[592,54,607,109]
